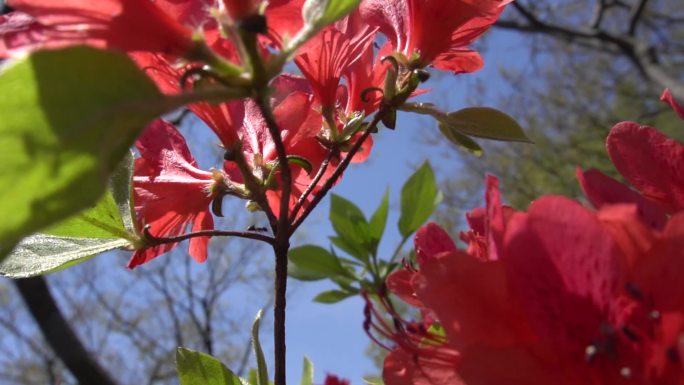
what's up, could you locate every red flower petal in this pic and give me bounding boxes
[413,222,456,265]
[4,0,195,56]
[660,88,684,120]
[130,120,215,268]
[576,167,668,229]
[607,122,684,213]
[503,196,628,357]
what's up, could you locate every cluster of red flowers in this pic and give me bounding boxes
[0,0,510,267]
[376,90,684,384]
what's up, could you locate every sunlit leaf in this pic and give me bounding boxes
[176,347,248,385]
[288,245,347,280]
[398,162,441,237]
[43,151,136,239]
[251,310,269,385]
[300,357,314,385]
[313,289,356,304]
[0,235,129,278]
[302,0,361,29]
[368,189,389,252]
[0,153,138,277]
[0,46,175,258]
[329,236,368,263]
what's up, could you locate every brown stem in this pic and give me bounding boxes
[15,277,119,385]
[272,242,289,385]
[254,87,292,385]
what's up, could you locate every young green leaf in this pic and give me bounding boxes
[368,189,389,250]
[302,0,362,30]
[398,162,442,237]
[313,289,356,304]
[300,357,314,385]
[329,236,369,263]
[0,235,129,278]
[43,151,136,239]
[438,122,484,157]
[0,151,140,277]
[363,377,385,385]
[176,347,247,385]
[445,107,531,143]
[288,245,347,281]
[330,194,371,249]
[0,46,175,259]
[251,310,269,385]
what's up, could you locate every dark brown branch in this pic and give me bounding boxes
[628,0,649,36]
[495,1,684,101]
[144,227,275,246]
[15,277,119,385]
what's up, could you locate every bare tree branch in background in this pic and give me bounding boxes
[495,0,684,100]
[14,277,119,385]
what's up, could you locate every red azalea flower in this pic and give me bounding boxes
[295,24,376,109]
[234,75,328,217]
[1,0,196,58]
[576,167,668,229]
[130,119,216,268]
[384,193,684,385]
[661,88,684,120]
[323,374,351,385]
[607,122,684,214]
[360,0,511,72]
[458,175,514,260]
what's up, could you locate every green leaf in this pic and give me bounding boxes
[109,150,137,235]
[302,0,362,29]
[313,289,356,304]
[329,236,368,263]
[286,155,313,175]
[0,152,138,277]
[330,194,371,249]
[0,235,129,278]
[288,245,347,281]
[398,162,441,237]
[251,310,269,385]
[0,46,176,259]
[300,357,314,385]
[438,122,483,157]
[176,347,247,385]
[445,107,531,143]
[363,377,384,385]
[368,189,389,250]
[43,151,136,239]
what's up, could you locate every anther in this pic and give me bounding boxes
[620,367,632,378]
[649,310,661,321]
[585,345,598,363]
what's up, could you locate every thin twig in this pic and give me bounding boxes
[290,113,383,235]
[628,0,649,36]
[144,227,275,245]
[290,150,336,221]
